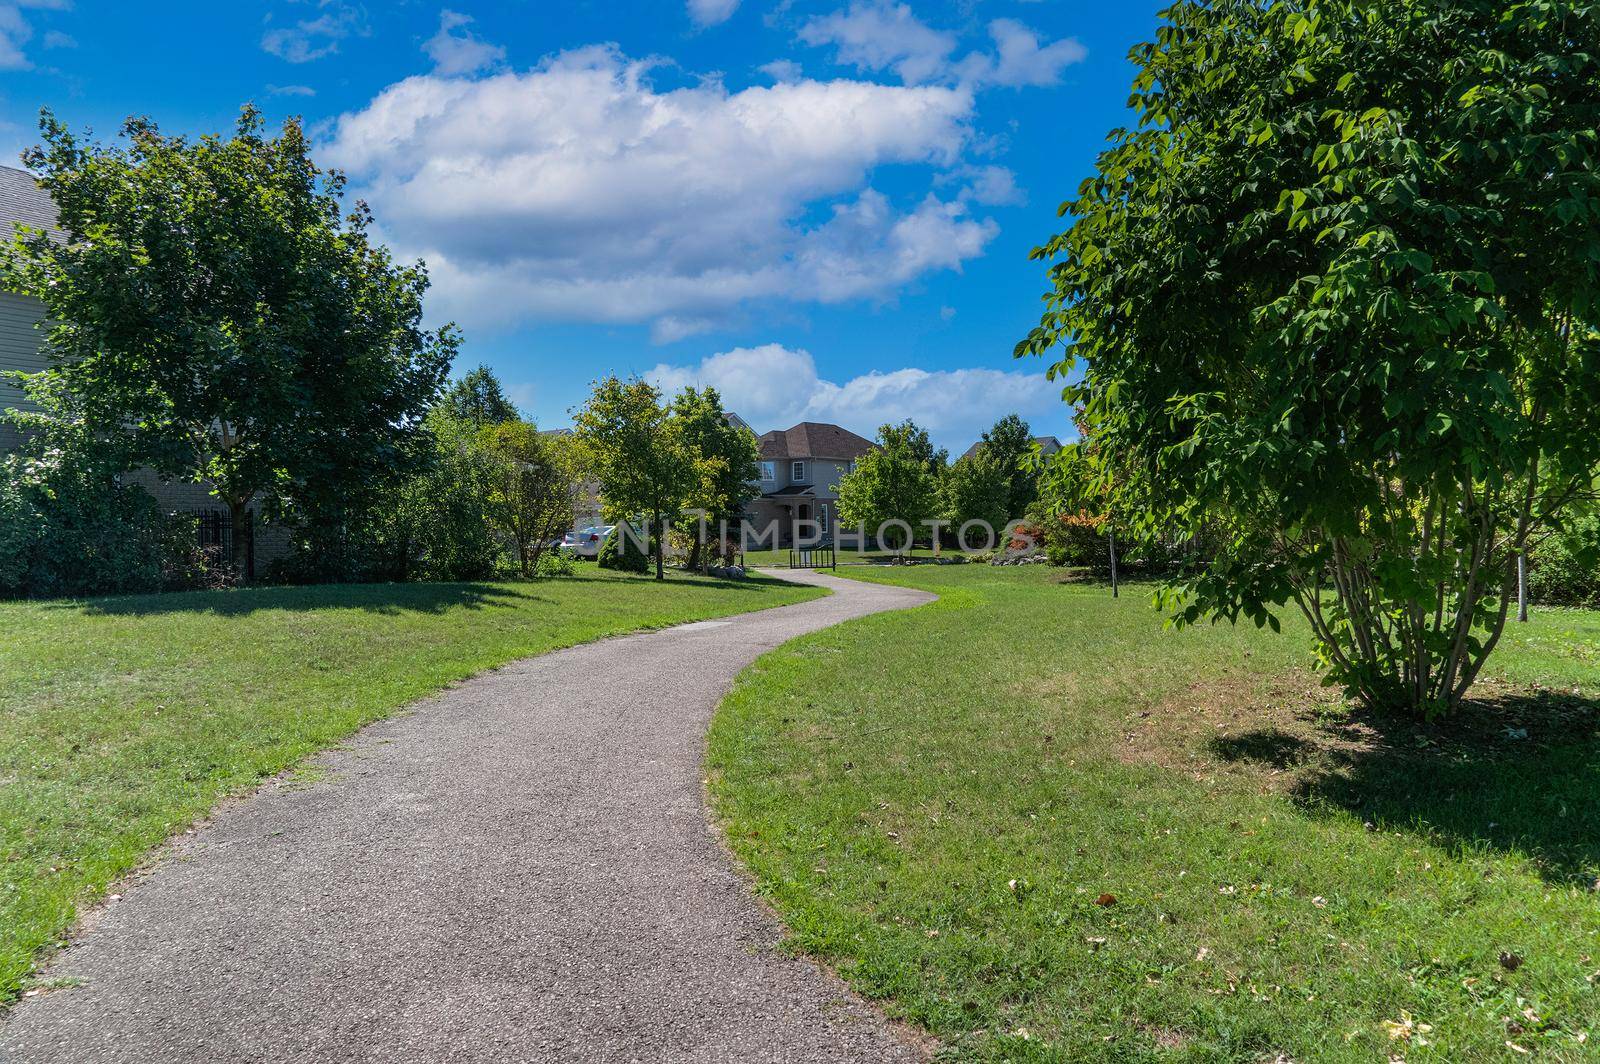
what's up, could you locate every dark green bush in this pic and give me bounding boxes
[597,527,651,573]
[1530,513,1600,608]
[0,439,195,598]
[268,412,501,584]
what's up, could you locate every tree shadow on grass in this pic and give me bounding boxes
[1210,688,1600,885]
[52,569,797,618]
[64,580,547,618]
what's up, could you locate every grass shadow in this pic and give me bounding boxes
[1219,689,1600,885]
[65,580,544,618]
[1209,730,1319,770]
[57,567,801,618]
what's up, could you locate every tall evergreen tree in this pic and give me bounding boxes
[440,365,519,426]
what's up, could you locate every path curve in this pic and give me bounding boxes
[1,570,933,1064]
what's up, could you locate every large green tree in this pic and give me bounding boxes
[573,377,692,581]
[1018,0,1600,716]
[838,420,941,554]
[671,386,760,569]
[3,107,456,575]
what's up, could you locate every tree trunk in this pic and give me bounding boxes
[1107,530,1119,598]
[654,510,664,581]
[1517,552,1529,622]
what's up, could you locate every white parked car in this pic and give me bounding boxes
[562,525,615,559]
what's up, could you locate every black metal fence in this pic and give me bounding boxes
[788,545,836,570]
[191,510,254,581]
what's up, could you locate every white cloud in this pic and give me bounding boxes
[687,0,739,27]
[758,58,802,83]
[41,28,71,49]
[953,164,1023,206]
[262,0,366,64]
[267,83,317,97]
[960,18,1087,88]
[647,343,1060,448]
[423,9,505,76]
[0,0,71,71]
[798,1,956,85]
[799,1,1084,90]
[325,45,995,336]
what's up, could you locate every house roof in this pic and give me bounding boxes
[959,435,1064,462]
[762,484,815,498]
[0,166,62,243]
[758,421,875,461]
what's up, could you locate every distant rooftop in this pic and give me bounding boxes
[758,421,876,461]
[960,435,1064,462]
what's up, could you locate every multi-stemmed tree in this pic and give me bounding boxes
[1019,0,1600,716]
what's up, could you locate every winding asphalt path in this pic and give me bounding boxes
[1,569,934,1064]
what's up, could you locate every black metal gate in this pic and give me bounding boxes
[193,510,254,581]
[788,545,836,570]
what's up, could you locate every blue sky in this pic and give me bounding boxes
[0,0,1163,450]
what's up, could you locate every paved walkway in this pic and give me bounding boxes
[1,570,934,1064]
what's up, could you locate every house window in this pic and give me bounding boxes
[760,461,776,482]
[791,460,807,482]
[818,505,829,534]
[847,459,858,474]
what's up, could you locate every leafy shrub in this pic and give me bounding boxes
[1007,520,1046,554]
[597,527,650,573]
[1042,509,1106,566]
[535,546,577,578]
[0,437,195,598]
[1530,513,1600,608]
[269,411,501,584]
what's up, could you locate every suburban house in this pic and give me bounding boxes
[745,421,876,547]
[960,434,1065,463]
[0,165,290,573]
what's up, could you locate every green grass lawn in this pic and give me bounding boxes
[0,569,823,1002]
[707,564,1600,1061]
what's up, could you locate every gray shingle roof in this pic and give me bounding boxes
[0,166,61,243]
